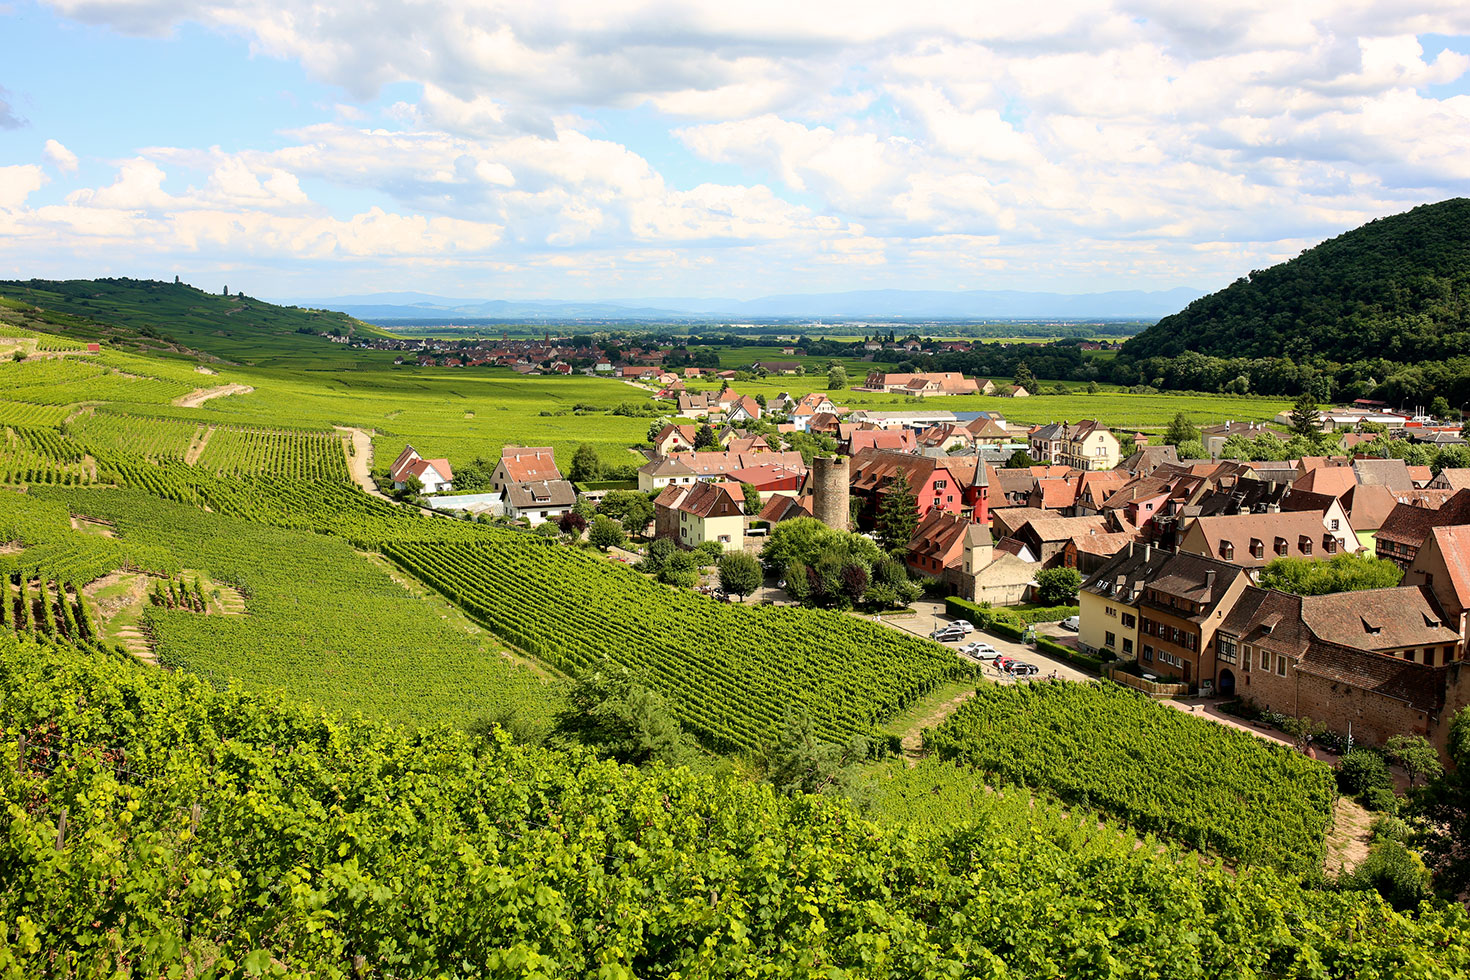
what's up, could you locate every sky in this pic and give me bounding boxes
[1,1,1469,302]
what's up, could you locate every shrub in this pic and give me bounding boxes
[1337,749,1393,797]
[1340,840,1433,912]
[1362,785,1399,814]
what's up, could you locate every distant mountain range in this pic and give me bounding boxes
[280,287,1206,322]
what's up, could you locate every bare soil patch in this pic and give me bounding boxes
[172,383,253,408]
[68,514,116,538]
[899,688,979,763]
[184,425,214,465]
[1325,796,1374,875]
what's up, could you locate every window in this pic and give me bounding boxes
[1300,536,1312,556]
[1276,655,1287,676]
[1406,649,1417,663]
[1221,541,1234,560]
[1106,606,1117,618]
[1219,635,1238,664]
[1324,536,1338,554]
[1260,648,1271,670]
[935,480,948,490]
[1274,537,1288,556]
[1143,645,1154,662]
[1121,613,1136,628]
[1251,538,1264,559]
[1122,638,1134,655]
[1105,631,1116,648]
[1330,518,1340,531]
[1425,649,1435,666]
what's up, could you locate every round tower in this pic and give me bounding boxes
[812,455,851,531]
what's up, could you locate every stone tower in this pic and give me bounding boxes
[812,455,850,531]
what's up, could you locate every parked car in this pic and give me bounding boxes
[1060,616,1080,631]
[959,641,998,659]
[1006,661,1040,676]
[949,620,975,634]
[930,627,967,642]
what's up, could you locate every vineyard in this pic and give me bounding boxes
[32,487,560,731]
[2,633,1467,978]
[71,411,200,462]
[385,539,972,752]
[193,424,349,481]
[925,682,1338,874]
[0,426,98,486]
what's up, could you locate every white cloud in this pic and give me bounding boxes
[19,1,1470,295]
[43,139,80,173]
[0,165,47,210]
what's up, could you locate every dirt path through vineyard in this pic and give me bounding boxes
[173,383,253,408]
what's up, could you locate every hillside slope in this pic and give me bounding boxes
[1123,199,1470,363]
[0,278,388,366]
[4,633,1468,977]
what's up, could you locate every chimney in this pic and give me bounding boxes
[1204,570,1217,592]
[1143,544,1152,561]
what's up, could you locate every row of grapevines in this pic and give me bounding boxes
[385,539,972,752]
[924,681,1338,874]
[2,633,1466,978]
[70,411,201,461]
[194,425,349,481]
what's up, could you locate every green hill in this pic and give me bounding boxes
[1123,199,1470,364]
[0,278,389,367]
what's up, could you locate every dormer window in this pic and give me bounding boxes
[1299,536,1312,556]
[1324,535,1338,554]
[1274,537,1288,556]
[1220,541,1234,561]
[1250,538,1264,559]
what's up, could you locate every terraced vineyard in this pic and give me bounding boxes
[194,424,349,480]
[72,411,201,461]
[385,539,973,751]
[926,682,1338,874]
[0,426,97,486]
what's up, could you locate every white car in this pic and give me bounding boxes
[959,641,999,660]
[948,620,975,634]
[1060,616,1080,631]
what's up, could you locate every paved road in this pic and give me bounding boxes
[872,599,1094,684]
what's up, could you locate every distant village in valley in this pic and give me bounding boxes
[381,340,1470,767]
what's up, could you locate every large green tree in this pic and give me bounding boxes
[1035,567,1082,605]
[875,469,919,552]
[597,490,655,535]
[1258,553,1403,595]
[1289,392,1320,438]
[717,551,763,601]
[569,442,603,482]
[1163,412,1199,446]
[1407,706,1470,896]
[827,365,848,390]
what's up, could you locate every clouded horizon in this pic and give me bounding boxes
[2,1,1469,302]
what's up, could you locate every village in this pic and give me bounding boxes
[380,365,1470,767]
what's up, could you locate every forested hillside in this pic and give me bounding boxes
[4,634,1468,977]
[0,278,385,366]
[1124,199,1470,364]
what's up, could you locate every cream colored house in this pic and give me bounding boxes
[674,482,746,551]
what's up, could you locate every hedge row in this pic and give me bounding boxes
[1035,635,1106,675]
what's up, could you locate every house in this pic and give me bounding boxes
[503,479,577,524]
[1403,525,1470,650]
[848,449,991,527]
[1217,585,1461,751]
[638,450,806,492]
[847,410,957,431]
[790,392,838,423]
[652,424,697,456]
[905,509,974,579]
[1134,552,1251,691]
[862,371,985,396]
[390,445,453,494]
[996,385,1030,397]
[676,392,718,417]
[1200,421,1288,457]
[757,493,812,525]
[1079,541,1163,661]
[1375,489,1470,568]
[1062,420,1121,471]
[965,418,1011,445]
[847,428,917,455]
[1122,445,1180,476]
[1352,457,1414,493]
[916,423,972,454]
[669,482,746,551]
[1429,469,1470,492]
[753,361,801,375]
[1007,515,1110,568]
[1292,465,1358,499]
[491,446,563,493]
[951,521,1037,606]
[725,395,762,424]
[1177,510,1359,569]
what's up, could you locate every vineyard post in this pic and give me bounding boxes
[55,807,67,849]
[190,802,201,836]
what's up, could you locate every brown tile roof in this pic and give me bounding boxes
[849,429,916,453]
[675,482,744,519]
[500,445,562,483]
[1184,511,1345,567]
[1292,466,1358,498]
[1342,483,1399,532]
[1353,457,1414,493]
[1295,640,1445,714]
[1376,489,1470,550]
[758,494,811,523]
[1299,586,1460,652]
[1435,468,1470,491]
[1425,525,1470,611]
[1018,515,1108,544]
[907,510,972,562]
[505,479,576,509]
[1219,587,1312,657]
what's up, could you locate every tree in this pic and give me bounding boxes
[1035,567,1082,605]
[1176,439,1206,460]
[1429,395,1452,420]
[874,469,918,552]
[717,551,762,600]
[840,560,871,605]
[1385,734,1443,789]
[1259,553,1403,595]
[1086,380,1100,394]
[587,515,626,549]
[598,490,654,536]
[827,365,848,390]
[646,420,664,444]
[569,443,603,483]
[397,473,424,500]
[1012,361,1036,389]
[1407,705,1470,894]
[694,424,719,449]
[557,511,587,536]
[1005,449,1036,469]
[1289,392,1320,438]
[740,482,762,514]
[1163,412,1199,446]
[555,664,693,767]
[764,710,870,798]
